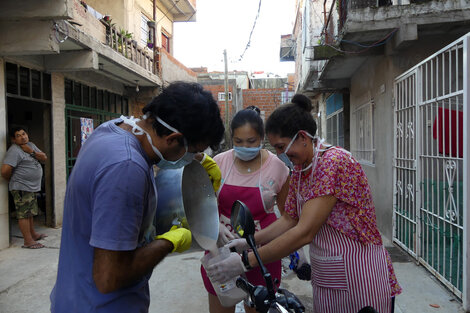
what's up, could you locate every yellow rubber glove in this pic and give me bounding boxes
[200,153,222,193]
[155,225,192,253]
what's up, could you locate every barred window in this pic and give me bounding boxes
[327,110,344,147]
[141,14,150,46]
[218,92,232,101]
[352,100,375,164]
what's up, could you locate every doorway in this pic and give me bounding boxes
[6,97,52,233]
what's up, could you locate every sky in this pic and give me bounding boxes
[173,0,296,76]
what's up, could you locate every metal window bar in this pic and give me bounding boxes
[395,34,467,300]
[352,101,374,163]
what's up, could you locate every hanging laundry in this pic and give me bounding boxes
[432,107,463,158]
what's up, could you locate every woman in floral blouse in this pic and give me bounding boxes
[207,94,401,313]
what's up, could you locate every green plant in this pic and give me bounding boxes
[117,28,133,55]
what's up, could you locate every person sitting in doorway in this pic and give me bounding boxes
[1,127,48,249]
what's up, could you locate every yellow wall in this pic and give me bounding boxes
[86,0,174,51]
[86,0,126,30]
[154,1,174,50]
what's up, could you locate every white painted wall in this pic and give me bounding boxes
[0,60,10,249]
[349,37,459,240]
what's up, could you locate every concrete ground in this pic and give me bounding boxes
[0,220,465,313]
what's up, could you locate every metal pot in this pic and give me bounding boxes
[154,160,219,251]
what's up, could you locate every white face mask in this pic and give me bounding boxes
[120,115,194,169]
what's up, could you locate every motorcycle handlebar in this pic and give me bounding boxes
[236,276,254,295]
[236,277,305,313]
[277,289,305,313]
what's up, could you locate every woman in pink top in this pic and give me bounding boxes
[207,95,401,313]
[201,106,290,313]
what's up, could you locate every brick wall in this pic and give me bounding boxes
[201,84,234,122]
[242,88,284,120]
[129,88,160,118]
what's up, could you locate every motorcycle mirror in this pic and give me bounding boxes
[231,200,277,302]
[230,200,256,239]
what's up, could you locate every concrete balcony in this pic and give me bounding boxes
[307,0,470,92]
[160,0,197,22]
[0,0,161,88]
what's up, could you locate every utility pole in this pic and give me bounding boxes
[223,49,229,132]
[223,49,231,148]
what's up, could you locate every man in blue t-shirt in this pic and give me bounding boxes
[50,82,225,313]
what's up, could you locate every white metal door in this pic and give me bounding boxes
[394,70,419,259]
[394,35,468,301]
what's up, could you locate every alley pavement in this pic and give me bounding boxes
[0,222,464,313]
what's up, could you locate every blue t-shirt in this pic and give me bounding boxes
[50,119,157,313]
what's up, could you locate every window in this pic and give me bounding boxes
[141,14,150,46]
[31,70,41,99]
[19,67,30,97]
[352,100,375,164]
[6,63,51,100]
[327,110,344,147]
[326,94,344,147]
[64,79,128,115]
[218,92,232,101]
[162,32,170,53]
[281,91,295,104]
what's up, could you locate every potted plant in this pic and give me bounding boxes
[102,15,113,25]
[118,29,133,54]
[101,16,115,45]
[147,20,156,28]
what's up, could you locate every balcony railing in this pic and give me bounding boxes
[73,0,156,75]
[104,24,155,74]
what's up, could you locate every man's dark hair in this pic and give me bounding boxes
[9,126,26,138]
[265,94,317,138]
[142,81,224,150]
[230,105,264,138]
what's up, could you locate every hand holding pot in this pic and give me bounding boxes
[199,153,222,193]
[155,225,192,253]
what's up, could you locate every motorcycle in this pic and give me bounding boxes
[230,200,305,313]
[230,200,381,313]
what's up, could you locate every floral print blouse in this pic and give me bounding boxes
[285,146,402,296]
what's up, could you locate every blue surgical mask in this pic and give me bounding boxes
[234,144,262,161]
[277,133,298,170]
[120,115,194,169]
[277,131,315,171]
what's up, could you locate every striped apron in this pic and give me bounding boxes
[309,224,392,313]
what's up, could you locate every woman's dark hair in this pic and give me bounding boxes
[230,105,264,138]
[265,94,317,138]
[142,81,224,150]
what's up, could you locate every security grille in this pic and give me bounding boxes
[352,100,375,164]
[394,34,468,300]
[64,79,128,177]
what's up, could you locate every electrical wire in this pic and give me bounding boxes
[326,28,399,55]
[239,0,262,61]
